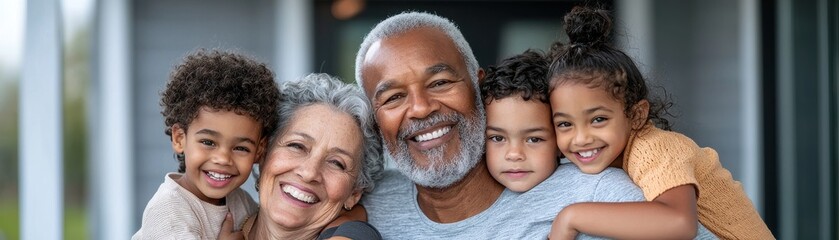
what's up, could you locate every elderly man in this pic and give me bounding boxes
[354,12,714,239]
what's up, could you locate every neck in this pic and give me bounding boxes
[415,159,504,223]
[249,212,320,240]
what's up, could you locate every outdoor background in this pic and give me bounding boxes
[0,0,836,239]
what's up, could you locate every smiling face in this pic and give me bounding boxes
[550,82,633,174]
[359,27,486,188]
[172,107,262,205]
[258,104,363,231]
[485,97,557,192]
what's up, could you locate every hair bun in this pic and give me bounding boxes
[563,6,612,45]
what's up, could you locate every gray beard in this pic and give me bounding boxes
[382,109,486,188]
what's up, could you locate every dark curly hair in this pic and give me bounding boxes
[160,49,280,172]
[481,49,550,105]
[547,6,673,131]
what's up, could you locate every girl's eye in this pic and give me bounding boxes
[200,139,215,147]
[233,146,251,153]
[592,117,608,123]
[556,122,572,128]
[526,137,544,143]
[328,159,346,170]
[488,135,505,142]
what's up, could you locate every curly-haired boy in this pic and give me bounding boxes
[133,50,280,240]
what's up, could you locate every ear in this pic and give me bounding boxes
[476,68,486,84]
[171,124,186,154]
[254,136,269,165]
[343,189,363,210]
[631,100,650,129]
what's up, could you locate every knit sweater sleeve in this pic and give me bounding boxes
[132,186,202,240]
[623,127,701,201]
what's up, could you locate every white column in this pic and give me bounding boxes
[616,0,654,75]
[276,0,312,82]
[739,0,763,214]
[19,0,63,239]
[93,0,133,239]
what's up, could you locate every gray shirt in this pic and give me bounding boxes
[363,163,718,239]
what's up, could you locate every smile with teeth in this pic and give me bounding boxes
[578,148,600,158]
[282,184,319,204]
[414,126,451,142]
[206,171,232,181]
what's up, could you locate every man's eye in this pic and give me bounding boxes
[383,93,404,104]
[430,80,452,88]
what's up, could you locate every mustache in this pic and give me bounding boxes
[397,112,464,141]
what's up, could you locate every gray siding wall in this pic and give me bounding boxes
[131,0,276,225]
[653,0,744,177]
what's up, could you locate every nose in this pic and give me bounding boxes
[505,142,525,162]
[572,127,594,147]
[295,154,323,183]
[405,89,439,120]
[211,149,233,166]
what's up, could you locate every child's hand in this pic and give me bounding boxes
[548,208,578,240]
[218,212,244,240]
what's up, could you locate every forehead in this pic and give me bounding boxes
[285,105,363,151]
[359,28,466,92]
[486,97,552,125]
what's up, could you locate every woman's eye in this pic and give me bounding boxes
[200,139,215,147]
[526,137,544,143]
[328,159,346,170]
[286,142,306,151]
[488,135,504,142]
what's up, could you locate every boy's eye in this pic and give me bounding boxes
[233,146,251,153]
[526,137,544,143]
[488,135,505,142]
[199,139,216,147]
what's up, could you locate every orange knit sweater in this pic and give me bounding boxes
[622,126,774,240]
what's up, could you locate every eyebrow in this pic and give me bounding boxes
[196,128,256,145]
[289,131,355,158]
[486,125,549,134]
[553,106,614,118]
[372,63,460,101]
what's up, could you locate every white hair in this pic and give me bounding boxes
[354,12,480,92]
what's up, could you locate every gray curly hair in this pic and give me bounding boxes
[261,73,383,192]
[354,11,481,94]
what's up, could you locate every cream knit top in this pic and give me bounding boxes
[132,173,258,240]
[622,126,774,240]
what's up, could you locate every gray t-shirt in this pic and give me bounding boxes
[363,163,718,239]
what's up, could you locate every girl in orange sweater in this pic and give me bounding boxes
[547,6,773,240]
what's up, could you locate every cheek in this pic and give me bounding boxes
[325,174,356,201]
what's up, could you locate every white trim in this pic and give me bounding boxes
[95,0,133,238]
[276,0,312,83]
[739,0,763,215]
[20,0,63,239]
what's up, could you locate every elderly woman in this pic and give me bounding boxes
[241,73,384,239]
